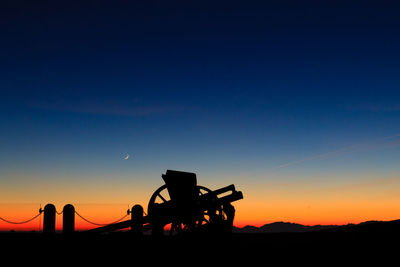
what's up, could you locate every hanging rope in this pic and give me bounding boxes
[0,212,42,225]
[56,210,63,215]
[1,207,131,228]
[75,211,129,226]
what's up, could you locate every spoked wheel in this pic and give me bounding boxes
[147,185,226,235]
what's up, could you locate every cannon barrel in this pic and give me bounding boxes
[197,185,242,204]
[216,190,243,205]
[152,184,242,210]
[211,184,235,196]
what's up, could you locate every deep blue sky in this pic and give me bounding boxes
[1,1,400,213]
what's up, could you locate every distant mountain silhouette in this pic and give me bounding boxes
[233,220,385,233]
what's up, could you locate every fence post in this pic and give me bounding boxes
[63,204,75,234]
[131,204,143,236]
[43,204,56,234]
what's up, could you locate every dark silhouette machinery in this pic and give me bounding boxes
[87,170,243,235]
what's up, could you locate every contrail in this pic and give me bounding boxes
[278,146,357,168]
[277,133,400,169]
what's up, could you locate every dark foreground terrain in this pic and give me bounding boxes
[2,220,399,265]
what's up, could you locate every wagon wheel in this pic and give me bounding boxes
[148,185,225,235]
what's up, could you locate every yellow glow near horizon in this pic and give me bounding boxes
[1,172,400,231]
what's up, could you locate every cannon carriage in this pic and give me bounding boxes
[87,170,243,236]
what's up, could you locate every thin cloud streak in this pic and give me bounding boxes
[277,133,400,169]
[29,101,188,117]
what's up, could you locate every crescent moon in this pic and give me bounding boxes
[123,154,130,160]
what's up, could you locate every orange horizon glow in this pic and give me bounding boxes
[1,173,400,232]
[1,202,400,232]
[3,218,400,232]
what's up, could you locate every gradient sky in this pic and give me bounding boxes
[1,1,400,230]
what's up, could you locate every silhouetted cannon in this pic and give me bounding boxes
[148,170,243,235]
[86,170,243,236]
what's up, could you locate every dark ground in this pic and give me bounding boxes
[2,220,399,265]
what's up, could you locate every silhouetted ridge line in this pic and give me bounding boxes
[233,220,400,233]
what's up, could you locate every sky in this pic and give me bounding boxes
[1,1,400,230]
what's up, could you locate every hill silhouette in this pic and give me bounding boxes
[233,219,397,233]
[233,221,339,233]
